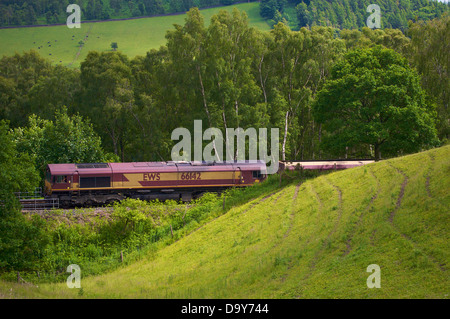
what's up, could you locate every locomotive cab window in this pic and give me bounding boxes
[252,171,262,179]
[55,175,68,184]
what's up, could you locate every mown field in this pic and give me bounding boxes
[0,2,270,68]
[1,145,448,299]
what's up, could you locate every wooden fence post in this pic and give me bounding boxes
[120,251,123,263]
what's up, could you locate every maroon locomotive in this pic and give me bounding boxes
[45,161,267,207]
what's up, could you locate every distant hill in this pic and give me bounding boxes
[0,0,259,28]
[2,145,448,298]
[261,0,449,30]
[0,2,269,68]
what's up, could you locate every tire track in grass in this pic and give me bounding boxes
[309,181,324,213]
[241,189,284,215]
[187,189,283,239]
[282,182,317,252]
[68,23,94,67]
[263,188,289,228]
[273,182,304,284]
[261,184,300,253]
[388,162,408,223]
[282,182,303,240]
[272,187,288,205]
[423,151,447,211]
[343,168,381,257]
[386,161,446,272]
[297,178,343,296]
[425,152,435,198]
[325,179,343,247]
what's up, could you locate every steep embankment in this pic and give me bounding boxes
[2,146,449,298]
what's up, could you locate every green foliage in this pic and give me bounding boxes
[0,0,252,27]
[0,51,54,127]
[0,50,82,128]
[0,214,49,271]
[340,27,412,57]
[292,0,449,30]
[260,0,287,19]
[12,108,113,178]
[313,46,439,160]
[0,7,447,166]
[0,120,39,217]
[0,120,45,272]
[408,14,450,140]
[106,199,153,241]
[79,50,144,161]
[0,171,300,283]
[136,8,347,162]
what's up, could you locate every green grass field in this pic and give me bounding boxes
[1,145,448,299]
[0,2,270,68]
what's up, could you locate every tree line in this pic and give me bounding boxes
[0,0,254,27]
[0,8,447,186]
[259,0,449,30]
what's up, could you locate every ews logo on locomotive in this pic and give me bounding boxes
[143,173,161,181]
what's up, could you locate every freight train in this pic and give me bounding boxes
[44,159,374,208]
[44,161,267,208]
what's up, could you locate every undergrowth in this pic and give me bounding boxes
[0,170,317,285]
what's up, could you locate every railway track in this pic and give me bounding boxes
[20,198,59,211]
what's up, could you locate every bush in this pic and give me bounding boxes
[0,214,49,271]
[0,173,309,283]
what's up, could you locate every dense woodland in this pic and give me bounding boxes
[261,0,449,29]
[0,0,251,26]
[0,9,447,171]
[2,0,446,28]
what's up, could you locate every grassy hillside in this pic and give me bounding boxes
[0,2,270,68]
[1,145,449,298]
